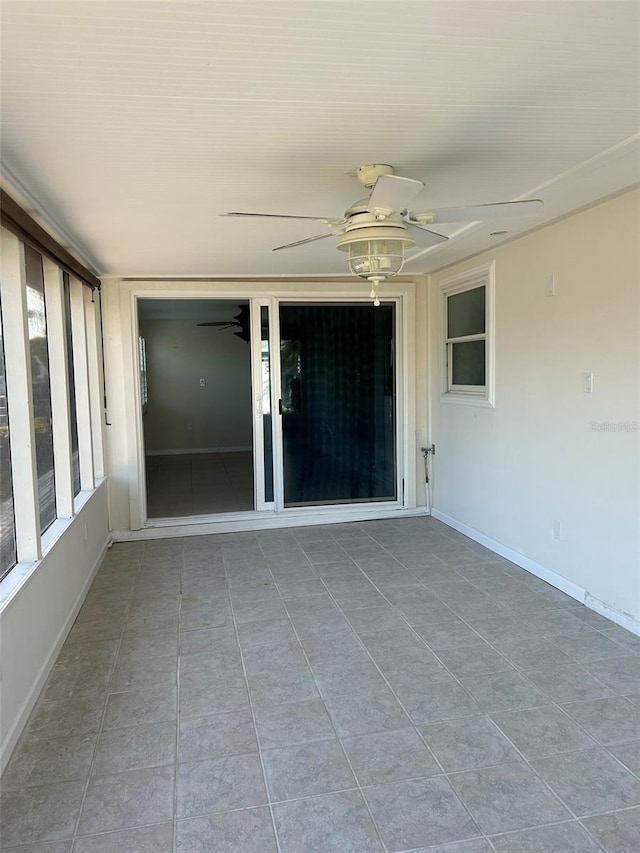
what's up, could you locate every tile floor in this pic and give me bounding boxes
[2,517,640,852]
[145,452,254,517]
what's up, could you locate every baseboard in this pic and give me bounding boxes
[0,537,111,773]
[145,446,252,457]
[431,508,640,638]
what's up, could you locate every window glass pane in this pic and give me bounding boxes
[138,336,148,408]
[452,339,486,386]
[447,286,485,337]
[261,306,274,503]
[63,273,81,496]
[0,293,17,578]
[280,303,396,507]
[25,245,56,532]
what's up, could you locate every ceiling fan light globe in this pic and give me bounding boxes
[345,237,405,281]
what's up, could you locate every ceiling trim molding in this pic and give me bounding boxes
[0,189,101,289]
[0,163,103,277]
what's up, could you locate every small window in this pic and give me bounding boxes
[441,262,494,406]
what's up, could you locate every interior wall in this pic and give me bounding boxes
[428,188,640,630]
[139,317,252,454]
[0,483,110,770]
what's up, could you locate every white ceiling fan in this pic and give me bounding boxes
[222,165,543,303]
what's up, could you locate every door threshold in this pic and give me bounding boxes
[111,505,430,542]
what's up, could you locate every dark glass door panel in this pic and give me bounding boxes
[279,303,396,507]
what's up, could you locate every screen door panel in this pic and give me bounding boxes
[279,303,396,507]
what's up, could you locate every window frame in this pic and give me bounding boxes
[440,261,495,407]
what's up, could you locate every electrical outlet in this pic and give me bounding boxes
[83,523,88,543]
[552,520,562,541]
[584,372,594,393]
[199,377,206,387]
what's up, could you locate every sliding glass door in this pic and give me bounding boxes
[278,302,397,507]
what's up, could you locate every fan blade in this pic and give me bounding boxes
[272,228,345,252]
[409,198,544,225]
[406,223,449,248]
[222,211,345,226]
[367,175,425,217]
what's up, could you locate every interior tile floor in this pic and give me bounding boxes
[2,518,640,852]
[145,451,254,517]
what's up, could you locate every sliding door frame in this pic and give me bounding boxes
[118,280,416,534]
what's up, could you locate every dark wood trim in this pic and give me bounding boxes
[0,190,101,290]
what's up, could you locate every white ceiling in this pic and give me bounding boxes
[1,1,638,279]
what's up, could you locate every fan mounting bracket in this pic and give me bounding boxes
[356,164,394,189]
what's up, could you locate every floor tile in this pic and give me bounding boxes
[177,753,266,818]
[236,617,297,649]
[233,598,288,624]
[178,709,257,762]
[412,842,493,853]
[273,790,384,852]
[179,672,250,717]
[341,727,440,784]
[109,655,177,693]
[490,820,602,851]
[262,738,356,801]
[585,656,640,693]
[363,776,480,850]
[247,666,320,707]
[73,823,174,853]
[0,781,85,847]
[490,705,597,758]
[2,842,72,853]
[78,766,174,834]
[176,807,278,853]
[419,715,522,771]
[493,638,574,670]
[582,805,640,853]
[450,762,570,834]
[255,699,334,749]
[523,663,615,703]
[323,689,411,736]
[27,697,106,740]
[560,696,640,745]
[435,642,514,678]
[92,721,175,776]
[2,733,96,789]
[313,659,388,699]
[608,739,640,772]
[102,685,177,729]
[532,748,640,815]
[459,671,551,713]
[550,631,631,663]
[241,639,308,675]
[399,681,481,724]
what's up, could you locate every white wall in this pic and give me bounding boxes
[0,483,110,770]
[140,317,252,453]
[428,189,640,630]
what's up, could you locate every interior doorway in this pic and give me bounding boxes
[138,298,254,518]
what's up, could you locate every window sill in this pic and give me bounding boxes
[440,393,495,408]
